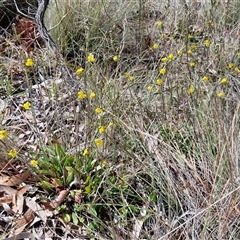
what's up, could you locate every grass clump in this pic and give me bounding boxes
[0,0,240,239]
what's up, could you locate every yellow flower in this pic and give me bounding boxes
[95,107,103,115]
[25,58,34,67]
[147,85,153,91]
[113,55,118,61]
[167,53,175,61]
[188,34,192,39]
[0,130,8,139]
[108,121,115,127]
[206,20,212,26]
[161,57,167,62]
[152,43,159,50]
[237,52,240,58]
[177,50,182,56]
[217,92,225,98]
[101,159,108,167]
[95,138,103,148]
[187,87,194,95]
[87,54,95,63]
[9,149,17,158]
[23,101,31,110]
[202,76,209,82]
[228,63,234,69]
[78,91,87,99]
[162,33,167,39]
[189,62,196,67]
[99,125,106,133]
[89,91,96,99]
[159,68,166,75]
[220,78,227,84]
[128,76,134,81]
[205,39,211,47]
[76,67,84,75]
[83,148,89,156]
[31,159,38,167]
[156,78,163,85]
[8,149,17,158]
[187,49,192,55]
[124,72,129,77]
[157,21,163,27]
[234,67,240,73]
[191,44,197,50]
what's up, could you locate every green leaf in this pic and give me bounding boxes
[52,157,62,173]
[64,155,75,166]
[79,216,85,223]
[63,212,71,223]
[55,144,65,158]
[39,180,55,190]
[87,222,97,232]
[72,212,79,225]
[110,176,116,184]
[85,175,92,185]
[89,206,97,217]
[150,193,157,203]
[129,205,140,214]
[66,170,74,185]
[85,185,91,194]
[74,204,84,212]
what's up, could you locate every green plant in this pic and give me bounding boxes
[1,0,240,239]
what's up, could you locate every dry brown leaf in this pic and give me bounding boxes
[12,191,24,214]
[26,197,53,223]
[0,170,31,186]
[50,189,69,209]
[0,185,17,196]
[0,186,17,208]
[10,208,35,237]
[0,195,13,205]
[4,232,32,240]
[17,185,31,195]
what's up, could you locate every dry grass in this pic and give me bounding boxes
[0,0,240,239]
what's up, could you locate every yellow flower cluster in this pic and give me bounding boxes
[95,107,103,115]
[83,148,89,156]
[187,87,194,95]
[189,62,196,67]
[147,85,153,91]
[76,67,84,75]
[152,43,159,50]
[99,125,106,133]
[113,55,118,61]
[87,54,95,63]
[217,92,225,98]
[25,58,34,67]
[77,91,96,99]
[205,39,211,47]
[31,159,38,167]
[23,101,31,110]
[220,78,227,84]
[8,149,17,158]
[159,68,166,75]
[157,21,163,27]
[95,138,103,147]
[156,78,163,85]
[78,91,87,99]
[0,130,8,139]
[128,76,134,81]
[202,76,209,82]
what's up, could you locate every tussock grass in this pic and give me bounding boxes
[1,0,240,239]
